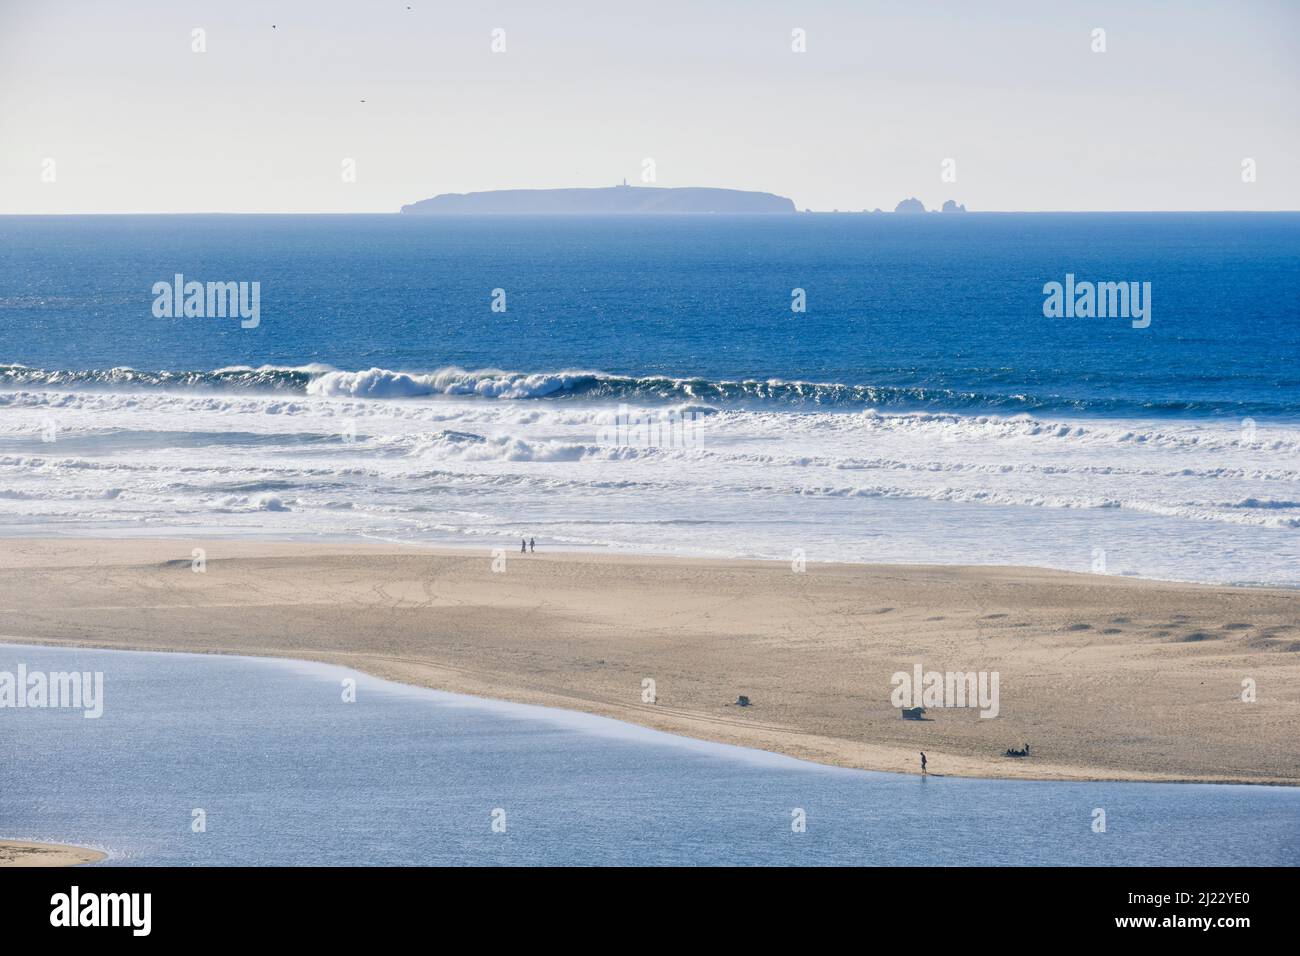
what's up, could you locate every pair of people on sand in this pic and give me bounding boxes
[520,537,535,554]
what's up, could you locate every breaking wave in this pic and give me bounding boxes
[2,362,1292,418]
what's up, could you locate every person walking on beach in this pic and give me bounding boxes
[521,538,527,554]
[529,537,535,553]
[920,752,927,776]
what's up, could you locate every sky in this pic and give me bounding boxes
[1,0,1297,213]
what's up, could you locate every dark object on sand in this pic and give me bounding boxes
[901,706,926,720]
[1005,742,1031,758]
[735,695,751,707]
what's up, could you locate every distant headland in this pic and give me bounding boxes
[399,186,977,215]
[401,184,797,215]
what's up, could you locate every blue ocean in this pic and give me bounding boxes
[1,213,1298,584]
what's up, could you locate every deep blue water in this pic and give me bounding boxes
[2,213,1298,418]
[2,644,1296,866]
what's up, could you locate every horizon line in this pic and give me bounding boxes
[4,209,1300,216]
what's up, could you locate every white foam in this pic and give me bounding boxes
[306,366,603,400]
[2,381,1298,584]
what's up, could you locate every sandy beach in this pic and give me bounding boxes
[2,537,1296,785]
[0,840,105,867]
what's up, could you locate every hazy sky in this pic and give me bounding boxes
[2,0,1297,213]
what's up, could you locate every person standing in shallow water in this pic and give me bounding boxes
[920,752,927,776]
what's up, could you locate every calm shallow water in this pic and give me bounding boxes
[1,642,1296,866]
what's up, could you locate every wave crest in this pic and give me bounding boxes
[2,362,1293,417]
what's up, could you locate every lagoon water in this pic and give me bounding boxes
[2,643,1296,866]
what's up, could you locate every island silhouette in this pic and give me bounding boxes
[400,184,797,215]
